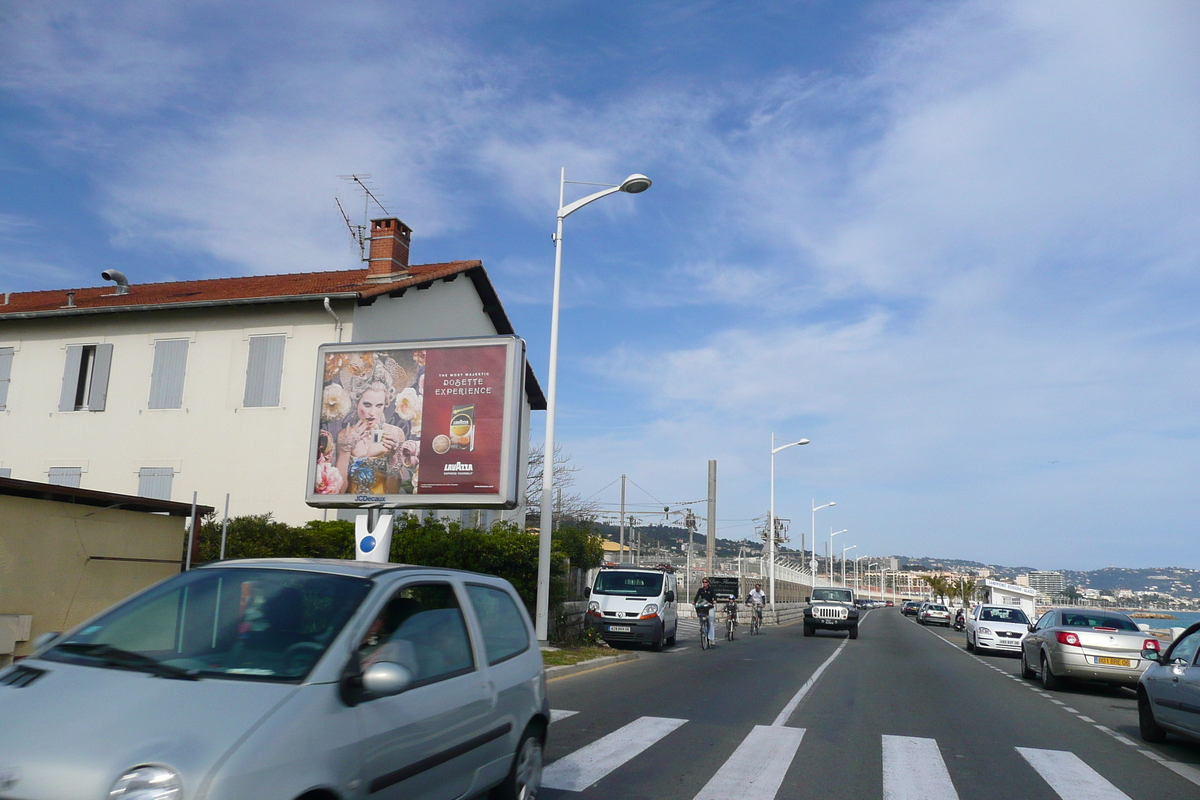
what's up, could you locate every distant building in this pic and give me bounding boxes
[1027,571,1066,596]
[1015,574,1030,586]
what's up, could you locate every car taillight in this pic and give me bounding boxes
[1143,638,1160,652]
[1056,631,1081,647]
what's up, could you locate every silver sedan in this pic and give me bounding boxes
[1020,607,1160,690]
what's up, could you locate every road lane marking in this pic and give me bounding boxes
[1016,747,1132,799]
[772,639,849,727]
[542,715,687,792]
[881,735,959,800]
[1078,715,1095,722]
[551,709,579,723]
[1138,749,1200,787]
[1063,707,1078,713]
[1092,724,1138,746]
[692,725,805,800]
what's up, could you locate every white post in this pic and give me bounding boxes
[619,474,626,563]
[219,492,230,560]
[184,491,198,571]
[768,434,776,614]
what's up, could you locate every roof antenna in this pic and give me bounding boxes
[336,174,391,262]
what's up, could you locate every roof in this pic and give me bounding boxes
[0,262,547,409]
[200,558,418,578]
[0,476,215,517]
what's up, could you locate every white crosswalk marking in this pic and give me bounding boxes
[881,735,959,800]
[551,709,579,723]
[692,725,805,800]
[542,716,687,792]
[1016,747,1132,800]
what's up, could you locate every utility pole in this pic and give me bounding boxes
[619,474,626,563]
[685,510,697,599]
[706,460,717,578]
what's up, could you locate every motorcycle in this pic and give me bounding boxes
[953,609,966,631]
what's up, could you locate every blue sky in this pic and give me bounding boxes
[2,1,1199,570]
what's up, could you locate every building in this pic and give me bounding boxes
[1027,570,1066,596]
[978,579,1039,619]
[0,475,212,665]
[0,218,545,526]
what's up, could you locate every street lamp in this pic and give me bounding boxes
[769,434,809,613]
[855,554,869,594]
[810,500,834,580]
[841,545,856,587]
[535,169,652,644]
[829,529,847,586]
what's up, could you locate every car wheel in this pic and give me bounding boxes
[1138,688,1168,743]
[492,724,543,800]
[803,624,814,637]
[966,633,974,651]
[1021,649,1036,679]
[665,627,677,647]
[650,629,663,652]
[1041,653,1063,691]
[849,625,858,640]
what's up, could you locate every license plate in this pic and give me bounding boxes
[1097,656,1130,667]
[608,625,631,633]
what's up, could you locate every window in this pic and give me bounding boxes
[593,571,664,596]
[357,583,474,686]
[0,346,13,410]
[47,467,82,487]
[0,468,11,479]
[243,335,285,407]
[138,467,175,500]
[466,584,530,665]
[58,344,113,412]
[979,607,1028,624]
[148,339,189,409]
[1168,630,1200,666]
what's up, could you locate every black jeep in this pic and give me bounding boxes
[803,587,860,639]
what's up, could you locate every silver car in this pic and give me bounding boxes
[0,559,547,800]
[1020,607,1159,690]
[1138,621,1200,744]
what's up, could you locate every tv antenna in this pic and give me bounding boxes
[336,174,391,262]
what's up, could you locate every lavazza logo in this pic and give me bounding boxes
[443,461,474,475]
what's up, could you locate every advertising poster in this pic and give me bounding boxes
[306,336,524,508]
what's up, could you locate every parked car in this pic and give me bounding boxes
[1139,621,1200,744]
[918,603,952,626]
[585,565,678,650]
[0,559,548,800]
[966,604,1030,654]
[901,600,922,617]
[1021,607,1160,690]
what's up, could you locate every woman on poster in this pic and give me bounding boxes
[335,367,419,495]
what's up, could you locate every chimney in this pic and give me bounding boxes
[365,217,412,282]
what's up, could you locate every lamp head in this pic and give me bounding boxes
[619,174,652,194]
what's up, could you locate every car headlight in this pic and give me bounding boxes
[109,766,181,800]
[641,604,659,617]
[977,627,992,635]
[587,601,600,613]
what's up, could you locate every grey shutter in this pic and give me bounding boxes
[0,347,12,410]
[243,335,285,407]
[137,467,175,500]
[47,467,82,487]
[87,343,113,411]
[0,468,11,478]
[59,345,84,412]
[148,339,189,409]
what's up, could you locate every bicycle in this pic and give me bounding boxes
[724,600,739,641]
[749,604,763,636]
[695,601,714,650]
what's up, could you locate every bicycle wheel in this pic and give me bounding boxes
[727,619,735,641]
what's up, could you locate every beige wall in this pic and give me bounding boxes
[0,494,186,660]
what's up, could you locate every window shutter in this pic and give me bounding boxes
[148,339,189,409]
[47,467,82,487]
[243,335,286,407]
[0,468,11,479]
[0,347,13,410]
[87,343,113,411]
[137,467,175,500]
[59,345,84,412]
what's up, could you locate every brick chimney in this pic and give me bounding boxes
[365,217,412,282]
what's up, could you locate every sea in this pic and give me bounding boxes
[1132,610,1200,629]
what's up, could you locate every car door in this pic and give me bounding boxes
[1149,629,1200,732]
[1024,611,1054,665]
[967,605,980,644]
[354,580,492,800]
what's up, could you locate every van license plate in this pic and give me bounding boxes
[1097,657,1130,667]
[608,625,631,632]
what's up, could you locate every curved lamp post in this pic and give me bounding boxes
[829,528,847,586]
[535,170,652,644]
[769,434,809,613]
[841,544,856,587]
[811,500,835,580]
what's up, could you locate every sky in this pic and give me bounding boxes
[2,1,1198,571]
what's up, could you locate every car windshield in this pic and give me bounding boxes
[980,607,1029,624]
[1060,612,1139,631]
[812,589,853,603]
[42,568,372,682]
[928,605,948,612]
[593,571,663,596]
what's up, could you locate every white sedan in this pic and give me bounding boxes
[966,604,1031,654]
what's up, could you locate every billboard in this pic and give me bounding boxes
[305,336,526,509]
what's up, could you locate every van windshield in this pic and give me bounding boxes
[593,571,664,596]
[811,589,853,603]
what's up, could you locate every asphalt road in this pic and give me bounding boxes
[543,608,1200,799]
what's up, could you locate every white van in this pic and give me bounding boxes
[584,566,678,650]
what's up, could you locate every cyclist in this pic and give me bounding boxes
[722,595,740,640]
[747,583,766,630]
[693,578,718,645]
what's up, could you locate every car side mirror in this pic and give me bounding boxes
[1028,623,1037,632]
[804,596,810,603]
[362,662,413,697]
[1141,649,1161,663]
[583,587,591,598]
[32,631,61,651]
[665,590,675,603]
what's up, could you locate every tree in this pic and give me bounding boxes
[525,443,601,526]
[1061,585,1083,605]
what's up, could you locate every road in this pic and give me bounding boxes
[543,607,1200,799]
